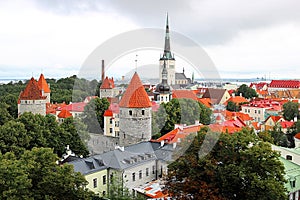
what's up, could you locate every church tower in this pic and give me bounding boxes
[119,72,152,147]
[159,14,175,85]
[154,60,172,103]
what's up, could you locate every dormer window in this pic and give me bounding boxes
[286,155,293,160]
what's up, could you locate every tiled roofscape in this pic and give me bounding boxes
[119,72,152,108]
[19,77,46,100]
[37,73,51,93]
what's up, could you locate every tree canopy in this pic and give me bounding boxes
[236,84,258,99]
[82,97,110,133]
[0,112,89,157]
[166,128,287,200]
[283,101,299,121]
[0,147,93,199]
[152,98,212,136]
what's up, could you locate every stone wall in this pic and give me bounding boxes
[18,99,46,116]
[119,107,152,147]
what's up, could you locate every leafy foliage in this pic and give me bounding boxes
[235,84,258,99]
[82,97,110,133]
[226,101,239,112]
[166,128,287,200]
[153,98,212,135]
[0,112,89,157]
[0,147,93,199]
[283,101,299,121]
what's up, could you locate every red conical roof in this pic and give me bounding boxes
[58,109,72,118]
[37,74,51,93]
[119,72,152,108]
[19,77,46,100]
[100,76,115,89]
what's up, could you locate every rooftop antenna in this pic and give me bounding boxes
[135,54,138,72]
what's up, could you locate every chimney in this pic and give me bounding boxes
[101,60,105,82]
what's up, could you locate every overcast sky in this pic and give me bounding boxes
[1,0,300,80]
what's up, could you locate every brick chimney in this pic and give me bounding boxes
[101,60,105,82]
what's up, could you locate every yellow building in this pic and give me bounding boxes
[69,158,108,196]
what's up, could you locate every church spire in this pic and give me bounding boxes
[162,13,174,60]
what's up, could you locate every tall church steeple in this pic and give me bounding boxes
[159,13,176,85]
[161,13,174,60]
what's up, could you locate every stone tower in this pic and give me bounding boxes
[154,60,172,103]
[37,74,51,103]
[18,77,47,116]
[119,72,152,147]
[159,13,175,85]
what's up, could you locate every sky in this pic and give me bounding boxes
[0,0,300,80]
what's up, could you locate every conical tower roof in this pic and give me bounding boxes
[19,77,46,100]
[37,74,51,93]
[119,72,152,108]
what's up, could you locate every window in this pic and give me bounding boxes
[142,110,145,115]
[93,178,97,188]
[152,165,155,174]
[146,168,149,176]
[110,174,113,183]
[116,131,119,137]
[115,121,119,127]
[254,110,257,114]
[139,170,142,179]
[110,118,113,124]
[129,110,132,116]
[258,117,260,122]
[132,173,135,181]
[258,110,261,114]
[102,191,106,196]
[291,180,296,188]
[103,175,106,185]
[287,155,293,160]
[110,128,113,133]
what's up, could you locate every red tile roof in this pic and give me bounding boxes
[280,121,294,128]
[295,133,300,140]
[225,111,252,121]
[100,76,115,89]
[266,115,284,123]
[172,90,198,101]
[58,109,72,118]
[119,72,152,108]
[251,122,261,130]
[19,77,47,101]
[225,96,248,105]
[57,102,86,112]
[250,82,268,90]
[269,80,300,88]
[37,74,51,93]
[198,98,212,108]
[103,110,113,117]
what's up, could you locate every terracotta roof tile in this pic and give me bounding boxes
[225,96,248,105]
[172,90,198,101]
[37,74,51,93]
[58,109,72,118]
[119,72,152,108]
[269,80,300,88]
[19,77,46,100]
[295,133,300,140]
[100,76,115,89]
[103,110,113,117]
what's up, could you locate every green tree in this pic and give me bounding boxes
[226,101,238,112]
[283,101,299,121]
[0,120,30,156]
[0,102,13,125]
[166,128,287,200]
[236,84,258,99]
[60,117,89,157]
[0,148,93,199]
[270,124,289,147]
[107,174,144,200]
[82,97,110,133]
[154,99,212,135]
